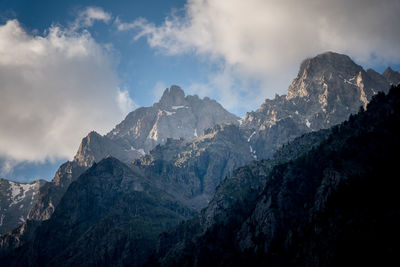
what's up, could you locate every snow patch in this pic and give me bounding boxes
[194,128,198,137]
[163,110,176,116]
[305,119,311,128]
[249,145,257,159]
[8,181,36,207]
[344,76,357,86]
[171,105,187,110]
[0,214,4,226]
[19,216,25,223]
[238,118,243,125]
[137,148,145,156]
[247,131,256,142]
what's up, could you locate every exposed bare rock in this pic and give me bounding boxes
[0,179,45,234]
[241,52,392,159]
[382,66,400,85]
[107,85,239,153]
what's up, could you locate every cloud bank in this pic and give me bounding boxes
[0,18,130,165]
[120,0,400,111]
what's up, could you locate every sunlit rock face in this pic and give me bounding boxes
[241,51,395,159]
[106,85,239,154]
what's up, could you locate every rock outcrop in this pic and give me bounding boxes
[242,52,395,159]
[0,179,44,234]
[107,85,239,153]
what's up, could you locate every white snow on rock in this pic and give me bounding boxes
[344,76,357,86]
[8,181,36,207]
[163,110,176,116]
[171,105,188,110]
[305,119,311,128]
[248,131,256,142]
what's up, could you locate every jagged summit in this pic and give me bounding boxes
[158,85,186,107]
[106,85,239,153]
[287,51,363,99]
[241,51,393,159]
[382,66,400,85]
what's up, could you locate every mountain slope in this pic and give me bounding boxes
[0,179,44,234]
[155,85,400,266]
[132,123,254,210]
[2,157,196,267]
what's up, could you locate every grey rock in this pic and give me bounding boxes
[242,51,392,159]
[107,85,239,154]
[382,66,400,85]
[0,179,44,234]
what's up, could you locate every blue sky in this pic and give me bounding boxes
[1,0,400,182]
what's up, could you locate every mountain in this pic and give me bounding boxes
[153,85,400,266]
[382,67,400,85]
[0,179,45,234]
[28,85,238,221]
[1,157,196,267]
[106,85,240,153]
[0,85,239,253]
[1,52,398,265]
[242,52,395,159]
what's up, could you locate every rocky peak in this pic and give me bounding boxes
[241,51,392,160]
[287,51,363,99]
[382,67,400,85]
[73,131,141,168]
[158,85,187,107]
[107,85,239,154]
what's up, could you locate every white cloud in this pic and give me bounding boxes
[120,0,400,109]
[0,19,132,163]
[152,81,168,102]
[0,159,15,177]
[117,88,136,114]
[72,6,112,30]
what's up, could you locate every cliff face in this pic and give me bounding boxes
[242,52,394,159]
[107,85,239,154]
[0,179,45,234]
[132,123,254,210]
[154,85,400,267]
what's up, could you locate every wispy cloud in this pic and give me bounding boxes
[117,88,136,115]
[71,6,112,30]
